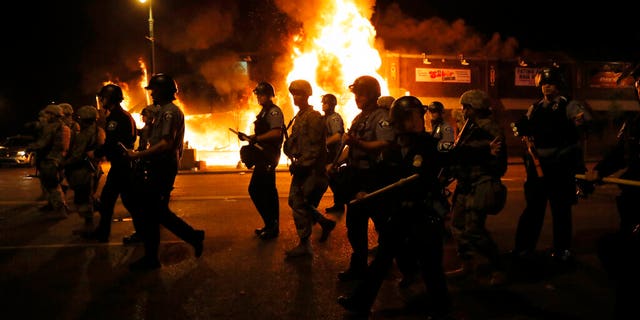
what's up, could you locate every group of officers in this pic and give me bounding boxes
[24,64,639,318]
[238,74,504,318]
[27,73,204,272]
[237,64,640,319]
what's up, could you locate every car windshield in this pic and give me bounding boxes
[2,136,34,147]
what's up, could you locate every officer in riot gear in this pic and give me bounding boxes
[338,96,451,317]
[125,73,204,271]
[446,89,508,286]
[584,63,640,319]
[27,104,71,219]
[64,105,105,235]
[241,81,285,240]
[322,93,346,213]
[427,101,455,152]
[88,83,140,243]
[511,66,591,266]
[334,75,395,281]
[283,79,336,257]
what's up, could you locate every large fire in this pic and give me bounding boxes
[116,0,389,168]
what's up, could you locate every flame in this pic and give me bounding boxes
[286,0,389,125]
[110,0,389,167]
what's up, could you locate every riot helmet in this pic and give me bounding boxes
[97,84,124,104]
[253,82,275,97]
[460,89,491,110]
[43,104,64,117]
[322,93,337,107]
[349,75,381,98]
[535,67,566,88]
[145,73,178,96]
[59,103,74,116]
[377,96,396,109]
[427,101,445,113]
[289,79,313,96]
[389,95,425,127]
[76,105,98,122]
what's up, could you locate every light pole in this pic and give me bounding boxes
[139,0,155,75]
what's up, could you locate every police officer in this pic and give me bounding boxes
[283,80,336,257]
[27,104,71,219]
[511,66,591,265]
[321,93,347,213]
[125,73,204,271]
[427,101,455,152]
[338,96,451,317]
[446,89,508,285]
[584,64,640,319]
[88,84,140,243]
[335,75,395,281]
[64,105,105,234]
[137,105,158,151]
[59,102,80,134]
[242,82,285,240]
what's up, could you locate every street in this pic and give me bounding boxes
[0,162,620,320]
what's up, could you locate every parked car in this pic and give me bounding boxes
[0,135,36,166]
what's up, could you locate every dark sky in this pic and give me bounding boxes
[1,0,637,138]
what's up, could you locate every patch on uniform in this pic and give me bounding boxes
[270,110,280,116]
[443,126,453,134]
[106,121,118,131]
[378,120,391,128]
[163,112,173,121]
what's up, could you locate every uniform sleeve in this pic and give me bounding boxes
[327,114,345,135]
[266,107,285,129]
[374,113,394,142]
[159,110,178,142]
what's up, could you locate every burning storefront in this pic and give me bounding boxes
[101,0,638,168]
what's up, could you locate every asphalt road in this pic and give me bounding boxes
[0,163,620,320]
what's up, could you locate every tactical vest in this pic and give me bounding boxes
[529,97,579,149]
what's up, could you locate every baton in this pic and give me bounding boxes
[229,128,263,151]
[349,173,420,206]
[575,174,640,187]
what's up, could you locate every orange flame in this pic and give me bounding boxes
[113,0,389,167]
[286,0,389,124]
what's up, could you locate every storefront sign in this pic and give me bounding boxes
[515,67,539,86]
[416,68,471,83]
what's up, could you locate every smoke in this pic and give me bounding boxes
[375,3,519,58]
[81,0,523,115]
[159,5,235,52]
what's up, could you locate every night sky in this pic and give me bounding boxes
[0,0,637,138]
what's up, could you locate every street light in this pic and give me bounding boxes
[139,0,155,75]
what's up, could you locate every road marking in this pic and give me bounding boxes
[0,240,185,250]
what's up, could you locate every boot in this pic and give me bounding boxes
[285,238,312,258]
[318,217,336,242]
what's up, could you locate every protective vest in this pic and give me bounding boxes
[528,97,579,149]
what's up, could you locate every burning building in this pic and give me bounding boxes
[103,0,637,168]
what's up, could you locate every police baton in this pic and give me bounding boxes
[348,173,420,206]
[229,128,263,151]
[575,174,640,187]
